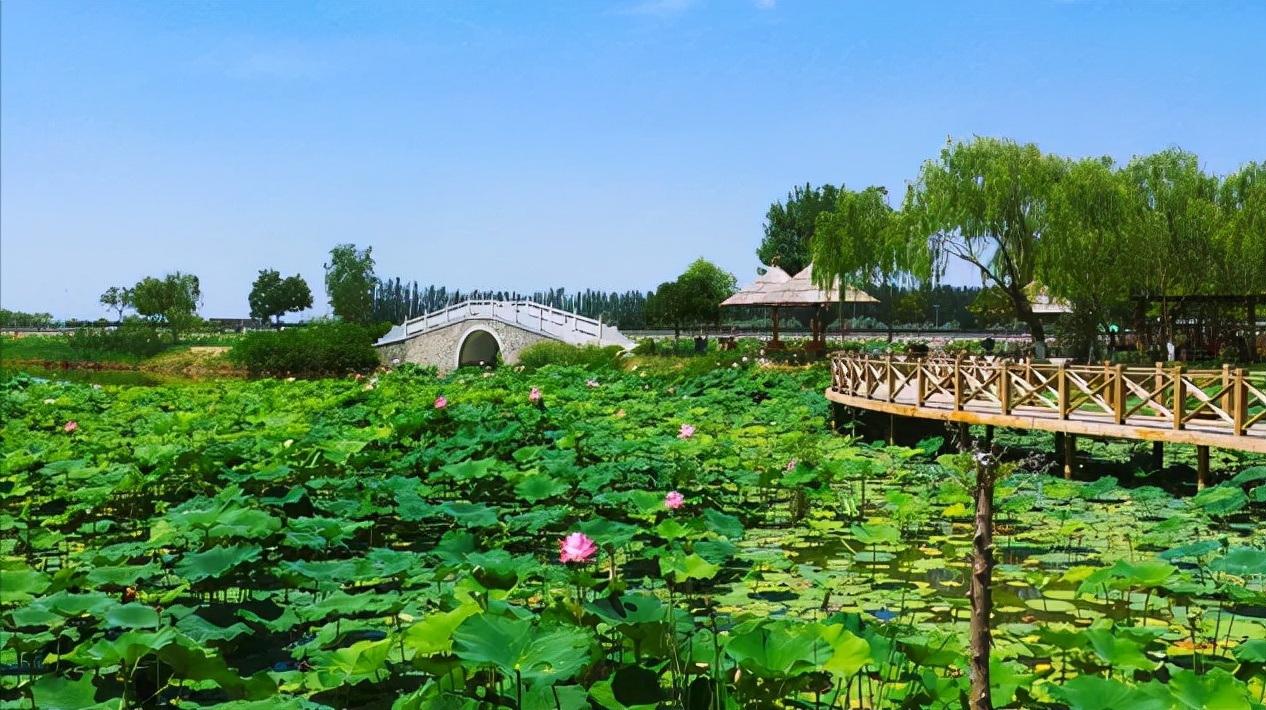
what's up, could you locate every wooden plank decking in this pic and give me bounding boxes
[825,355,1266,454]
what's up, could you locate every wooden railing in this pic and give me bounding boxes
[829,354,1266,439]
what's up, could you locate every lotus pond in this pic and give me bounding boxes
[2,363,1265,709]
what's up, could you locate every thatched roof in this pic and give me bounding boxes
[723,264,879,307]
[719,266,793,307]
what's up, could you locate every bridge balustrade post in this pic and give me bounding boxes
[1172,366,1185,431]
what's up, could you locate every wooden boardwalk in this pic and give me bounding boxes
[826,355,1266,454]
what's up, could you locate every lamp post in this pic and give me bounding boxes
[934,304,941,329]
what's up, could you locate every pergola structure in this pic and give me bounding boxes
[721,264,878,350]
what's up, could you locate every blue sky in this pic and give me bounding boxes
[3,1,1264,320]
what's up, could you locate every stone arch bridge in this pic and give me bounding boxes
[375,300,636,372]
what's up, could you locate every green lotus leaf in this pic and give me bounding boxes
[850,523,900,546]
[1191,484,1249,515]
[726,619,830,679]
[515,474,571,503]
[452,613,594,684]
[207,507,283,540]
[703,509,744,540]
[1163,668,1258,709]
[105,602,160,629]
[437,458,499,482]
[658,552,720,583]
[438,501,501,528]
[1,565,50,602]
[30,673,108,710]
[174,544,263,582]
[1229,465,1266,486]
[1049,675,1169,710]
[1212,546,1266,577]
[818,624,873,677]
[1083,627,1158,671]
[404,604,481,657]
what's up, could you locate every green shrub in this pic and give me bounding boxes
[515,341,625,371]
[229,321,380,377]
[69,320,172,360]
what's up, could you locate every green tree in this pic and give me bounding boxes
[249,269,314,326]
[324,244,376,326]
[811,185,929,339]
[131,272,202,342]
[1039,156,1137,358]
[1122,149,1220,348]
[100,286,133,322]
[906,137,1066,346]
[758,183,840,276]
[645,258,737,340]
[1213,160,1265,360]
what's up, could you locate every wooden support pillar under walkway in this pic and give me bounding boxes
[1152,442,1164,474]
[1063,434,1076,480]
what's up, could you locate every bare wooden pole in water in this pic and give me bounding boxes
[969,425,996,710]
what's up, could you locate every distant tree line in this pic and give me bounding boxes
[0,309,56,329]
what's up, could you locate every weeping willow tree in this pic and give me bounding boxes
[905,137,1066,346]
[1214,160,1266,360]
[1039,156,1138,359]
[1121,149,1221,349]
[810,186,929,340]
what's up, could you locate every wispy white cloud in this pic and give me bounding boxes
[620,0,699,17]
[230,49,329,80]
[755,0,776,9]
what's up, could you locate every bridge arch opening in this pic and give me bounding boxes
[456,328,501,369]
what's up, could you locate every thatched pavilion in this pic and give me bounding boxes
[722,264,878,350]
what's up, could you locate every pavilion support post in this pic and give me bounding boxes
[1063,434,1076,480]
[887,414,895,446]
[1152,442,1165,474]
[1197,445,1210,491]
[958,422,973,453]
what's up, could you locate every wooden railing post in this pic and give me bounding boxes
[999,361,1011,415]
[1113,365,1126,424]
[953,354,964,411]
[1232,368,1247,436]
[885,354,895,403]
[1221,364,1232,415]
[1057,362,1068,420]
[1155,362,1165,410]
[915,358,926,407]
[1173,366,1185,431]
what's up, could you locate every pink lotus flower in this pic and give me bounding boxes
[586,379,600,388]
[434,396,448,409]
[786,459,797,471]
[678,424,695,439]
[64,421,78,433]
[529,387,542,403]
[558,532,597,563]
[665,491,685,510]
